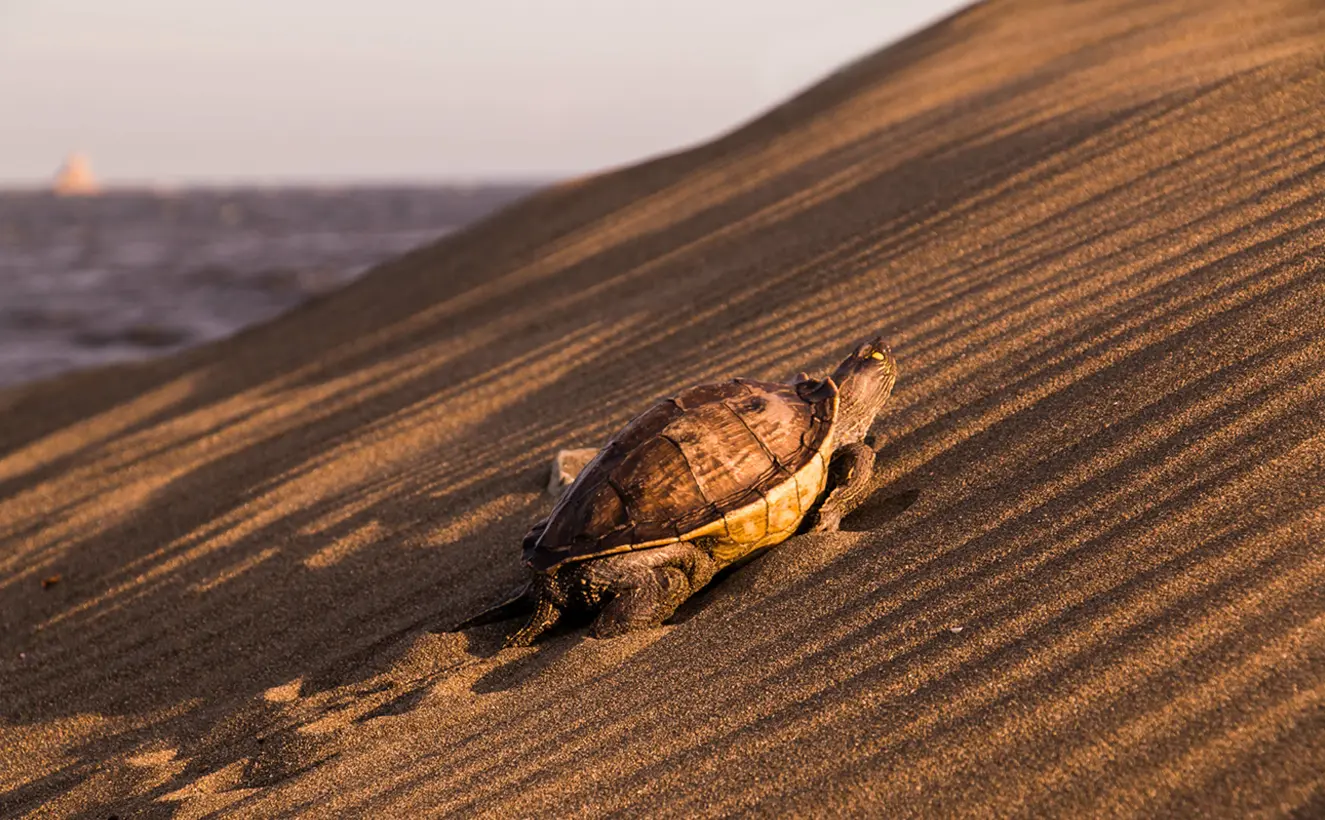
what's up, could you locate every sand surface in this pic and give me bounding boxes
[3,1,1324,816]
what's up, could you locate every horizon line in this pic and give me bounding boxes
[0,174,566,194]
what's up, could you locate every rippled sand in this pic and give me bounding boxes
[2,1,1323,816]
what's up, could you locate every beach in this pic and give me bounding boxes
[2,0,1323,816]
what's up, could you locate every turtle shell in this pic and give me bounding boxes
[525,377,837,572]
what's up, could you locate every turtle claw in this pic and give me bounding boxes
[809,510,842,533]
[502,597,562,648]
[795,376,838,403]
[502,629,539,649]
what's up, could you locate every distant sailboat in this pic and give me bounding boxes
[53,152,101,196]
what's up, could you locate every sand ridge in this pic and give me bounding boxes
[2,0,1324,816]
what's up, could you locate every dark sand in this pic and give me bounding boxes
[3,1,1324,816]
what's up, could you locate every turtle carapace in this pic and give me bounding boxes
[454,336,899,647]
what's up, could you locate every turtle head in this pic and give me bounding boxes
[830,336,898,445]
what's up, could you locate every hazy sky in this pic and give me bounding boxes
[0,1,969,185]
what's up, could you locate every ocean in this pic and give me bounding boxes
[0,184,538,389]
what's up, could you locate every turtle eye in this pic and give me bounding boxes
[869,351,886,360]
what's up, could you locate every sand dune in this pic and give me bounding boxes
[3,0,1324,816]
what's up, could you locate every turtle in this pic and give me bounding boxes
[453,336,899,647]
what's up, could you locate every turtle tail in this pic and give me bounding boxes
[450,583,535,632]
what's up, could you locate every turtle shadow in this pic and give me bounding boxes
[241,727,346,790]
[356,686,431,723]
[841,487,921,532]
[467,614,592,695]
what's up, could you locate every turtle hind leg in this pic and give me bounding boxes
[591,567,687,639]
[450,583,535,632]
[504,595,564,648]
[590,543,716,639]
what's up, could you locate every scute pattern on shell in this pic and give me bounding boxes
[526,378,834,571]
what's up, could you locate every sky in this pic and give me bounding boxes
[0,1,970,185]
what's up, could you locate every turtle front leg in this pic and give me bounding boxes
[809,442,876,533]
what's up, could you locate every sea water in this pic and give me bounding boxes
[0,185,536,388]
